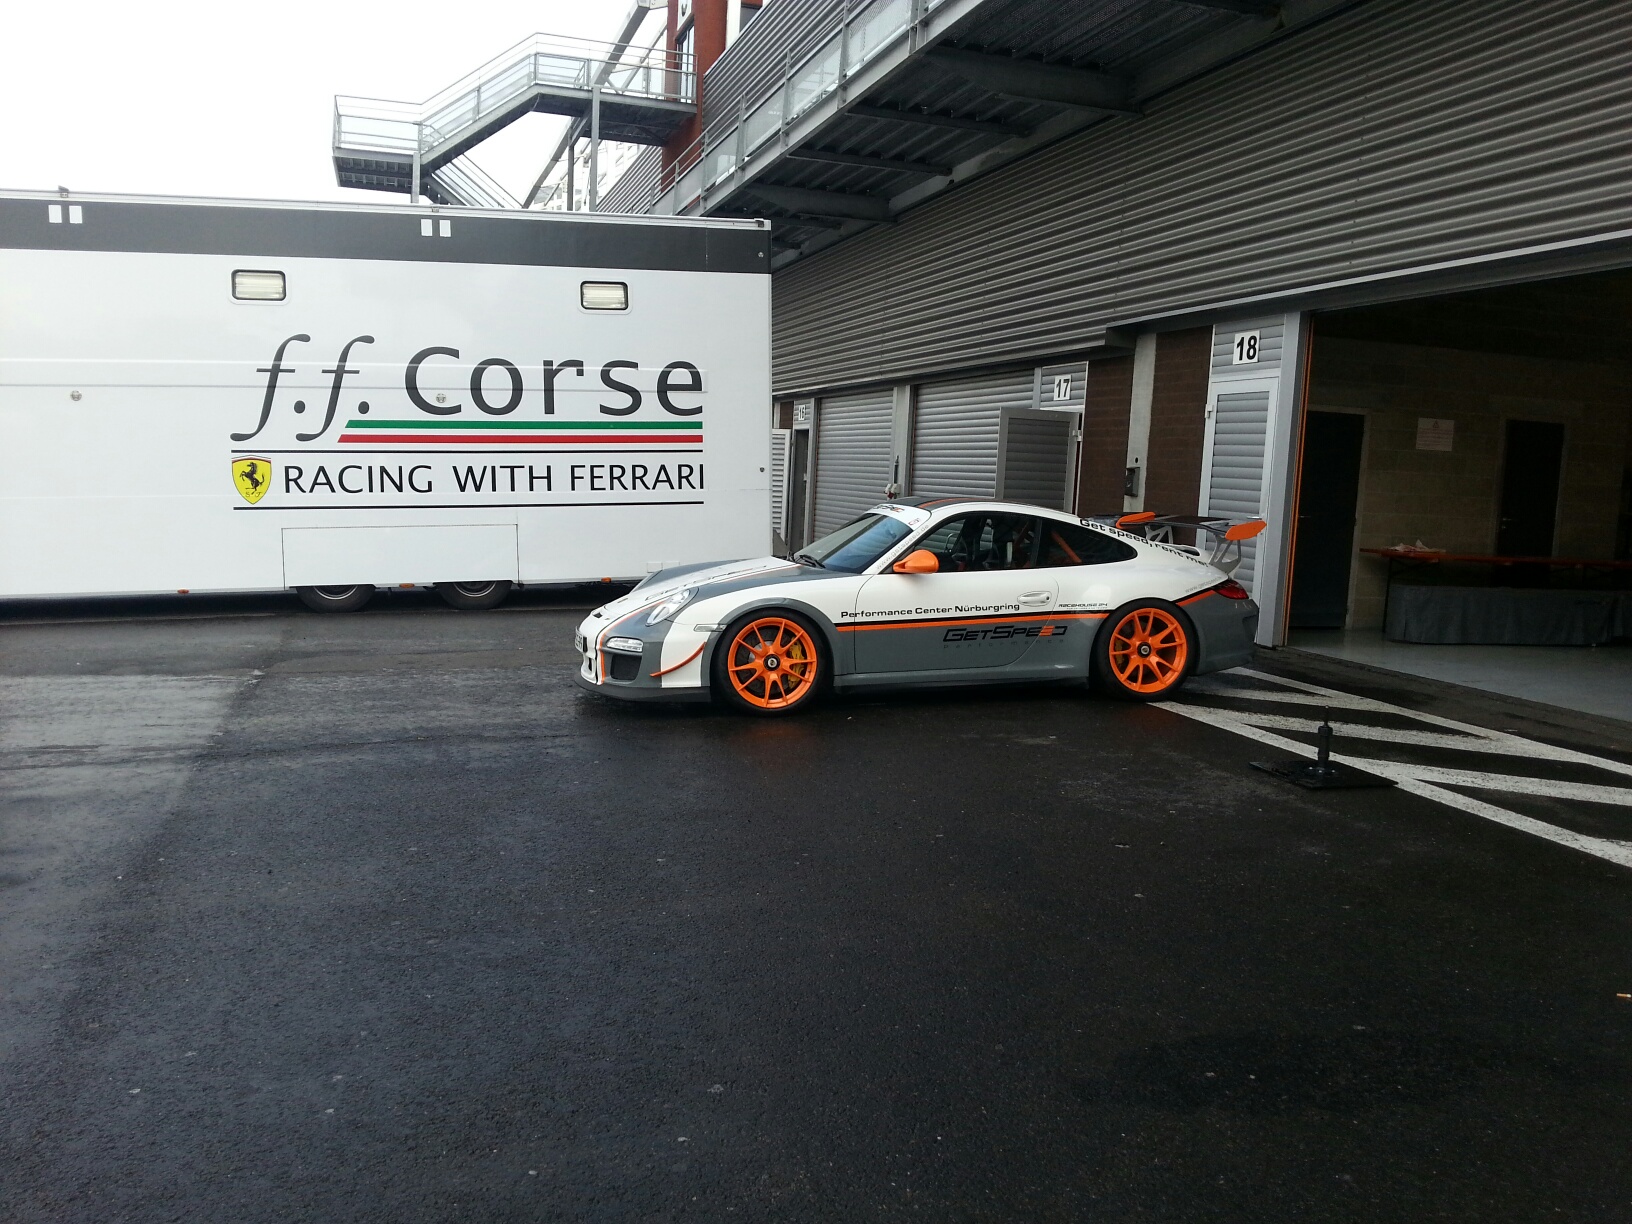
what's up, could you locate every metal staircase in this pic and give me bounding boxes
[333,30,694,208]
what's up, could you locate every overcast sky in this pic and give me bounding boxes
[1,0,657,205]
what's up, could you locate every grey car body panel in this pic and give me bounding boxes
[1176,590,1260,675]
[573,669,710,702]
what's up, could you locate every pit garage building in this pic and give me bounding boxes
[338,0,1632,714]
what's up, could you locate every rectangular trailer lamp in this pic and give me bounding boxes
[232,270,286,301]
[581,281,628,311]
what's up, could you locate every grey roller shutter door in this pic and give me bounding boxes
[811,388,893,537]
[1204,390,1271,592]
[998,413,1076,511]
[909,372,1033,499]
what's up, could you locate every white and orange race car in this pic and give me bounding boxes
[574,497,1264,715]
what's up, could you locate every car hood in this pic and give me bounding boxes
[596,555,813,618]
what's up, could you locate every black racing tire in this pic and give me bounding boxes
[436,580,513,611]
[711,608,828,717]
[295,584,375,614]
[1092,598,1195,702]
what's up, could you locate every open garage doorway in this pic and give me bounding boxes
[1286,269,1632,722]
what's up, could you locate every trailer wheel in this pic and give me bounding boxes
[436,580,513,611]
[295,584,375,614]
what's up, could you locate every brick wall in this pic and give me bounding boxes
[1078,356,1133,513]
[1308,337,1632,628]
[1143,328,1213,517]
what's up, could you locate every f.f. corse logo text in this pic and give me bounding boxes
[229,333,709,510]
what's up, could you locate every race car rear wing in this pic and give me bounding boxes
[1089,512,1268,575]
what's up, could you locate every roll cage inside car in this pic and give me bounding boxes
[842,503,1131,576]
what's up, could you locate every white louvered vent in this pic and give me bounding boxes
[1203,390,1271,592]
[769,428,791,548]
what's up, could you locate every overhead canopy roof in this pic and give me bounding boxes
[645,0,1361,267]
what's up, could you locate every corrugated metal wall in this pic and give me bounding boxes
[909,371,1033,498]
[603,147,662,213]
[700,0,844,137]
[771,0,1632,392]
[811,387,894,536]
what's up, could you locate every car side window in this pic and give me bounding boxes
[1038,521,1138,567]
[914,513,1041,571]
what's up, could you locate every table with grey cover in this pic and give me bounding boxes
[1385,585,1632,646]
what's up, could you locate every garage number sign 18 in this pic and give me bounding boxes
[1232,331,1261,364]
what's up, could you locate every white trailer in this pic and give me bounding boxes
[0,191,771,610]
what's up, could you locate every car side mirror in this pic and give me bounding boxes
[892,549,939,574]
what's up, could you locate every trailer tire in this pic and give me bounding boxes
[295,584,375,614]
[436,580,513,611]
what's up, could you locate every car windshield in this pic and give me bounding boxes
[797,514,913,574]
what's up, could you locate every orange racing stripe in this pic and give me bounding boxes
[838,611,1108,633]
[649,644,705,678]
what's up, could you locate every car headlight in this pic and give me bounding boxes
[606,636,644,653]
[645,587,696,626]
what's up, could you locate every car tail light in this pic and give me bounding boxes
[1215,579,1250,600]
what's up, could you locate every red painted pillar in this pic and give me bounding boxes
[663,0,731,176]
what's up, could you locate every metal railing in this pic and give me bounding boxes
[334,33,695,167]
[427,157,520,209]
[620,0,944,216]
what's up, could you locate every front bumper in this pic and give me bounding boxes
[572,668,712,703]
[575,611,714,703]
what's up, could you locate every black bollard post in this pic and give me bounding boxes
[1252,705,1395,790]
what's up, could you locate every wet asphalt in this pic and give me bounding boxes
[3,590,1631,1222]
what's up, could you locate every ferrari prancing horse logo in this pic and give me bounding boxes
[232,456,272,505]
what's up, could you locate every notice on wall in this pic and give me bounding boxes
[1416,417,1455,451]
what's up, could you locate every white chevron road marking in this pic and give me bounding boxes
[1158,668,1632,869]
[1185,668,1632,779]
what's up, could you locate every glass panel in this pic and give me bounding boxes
[676,163,704,209]
[705,146,737,185]
[787,36,842,119]
[1037,522,1138,567]
[846,0,910,71]
[580,282,629,310]
[798,515,912,574]
[742,92,783,152]
[918,514,1042,571]
[233,270,286,302]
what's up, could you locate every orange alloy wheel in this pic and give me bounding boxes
[1106,606,1190,695]
[725,616,820,710]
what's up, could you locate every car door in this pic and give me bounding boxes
[851,512,1057,674]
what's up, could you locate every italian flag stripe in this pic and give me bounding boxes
[343,419,702,431]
